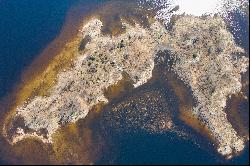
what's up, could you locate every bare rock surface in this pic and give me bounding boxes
[4,15,249,159]
[5,19,169,144]
[167,15,248,158]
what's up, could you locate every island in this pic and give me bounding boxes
[2,14,249,161]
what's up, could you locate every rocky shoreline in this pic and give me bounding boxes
[167,15,248,159]
[4,18,169,144]
[2,15,249,159]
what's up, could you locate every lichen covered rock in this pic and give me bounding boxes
[167,15,248,158]
[3,15,249,159]
[5,18,169,144]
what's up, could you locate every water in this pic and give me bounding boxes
[0,0,79,98]
[97,71,249,165]
[106,132,221,165]
[101,130,249,165]
[0,0,249,165]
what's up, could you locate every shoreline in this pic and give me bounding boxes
[0,1,104,164]
[0,1,249,164]
[1,0,157,143]
[0,1,160,163]
[0,1,102,130]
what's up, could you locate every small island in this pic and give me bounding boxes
[1,11,249,163]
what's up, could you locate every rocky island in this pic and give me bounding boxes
[2,13,249,161]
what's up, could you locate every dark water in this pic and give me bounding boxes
[0,0,79,98]
[98,76,249,165]
[105,132,221,165]
[0,0,249,165]
[228,10,249,55]
[105,132,249,165]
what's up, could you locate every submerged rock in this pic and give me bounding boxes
[101,89,177,134]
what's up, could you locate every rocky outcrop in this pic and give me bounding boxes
[167,15,248,158]
[5,19,169,144]
[3,15,249,159]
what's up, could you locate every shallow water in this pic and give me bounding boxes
[0,0,249,165]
